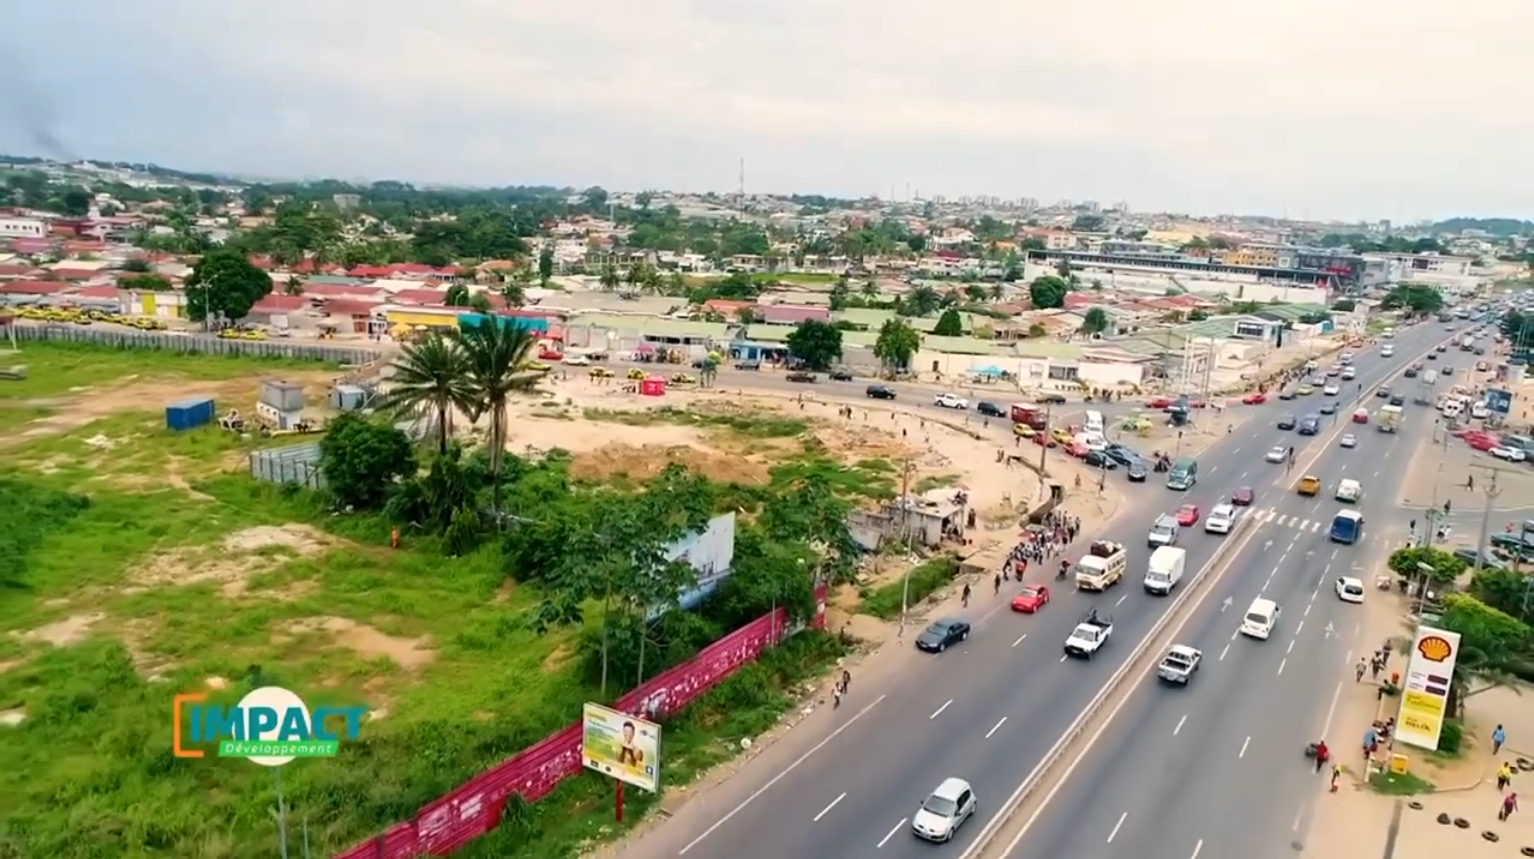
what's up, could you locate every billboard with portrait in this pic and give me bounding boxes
[581,703,661,792]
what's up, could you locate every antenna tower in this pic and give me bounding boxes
[737,157,746,215]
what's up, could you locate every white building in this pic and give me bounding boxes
[0,217,46,239]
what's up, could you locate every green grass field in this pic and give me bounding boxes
[0,343,845,859]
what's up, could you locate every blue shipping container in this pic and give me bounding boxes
[165,396,216,432]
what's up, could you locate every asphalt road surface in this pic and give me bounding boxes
[610,322,1454,859]
[1010,379,1441,859]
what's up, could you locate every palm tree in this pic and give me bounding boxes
[599,261,621,291]
[456,321,540,514]
[378,332,475,455]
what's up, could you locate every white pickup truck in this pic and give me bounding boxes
[1157,644,1202,684]
[1064,611,1113,659]
[1075,540,1127,591]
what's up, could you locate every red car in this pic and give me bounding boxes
[538,348,563,361]
[1175,504,1201,526]
[1241,392,1267,405]
[1064,442,1090,458]
[1467,433,1500,452]
[1352,409,1369,424]
[1231,486,1255,506]
[1145,396,1175,409]
[1011,585,1051,613]
[1032,433,1057,448]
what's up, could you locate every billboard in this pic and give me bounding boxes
[1487,389,1513,415]
[581,703,661,792]
[1395,626,1461,751]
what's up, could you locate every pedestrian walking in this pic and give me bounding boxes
[1498,762,1514,792]
[1330,763,1342,792]
[994,573,1002,596]
[1500,792,1518,821]
[841,670,851,694]
[1494,724,1507,755]
[961,583,971,608]
[833,683,842,709]
[1355,659,1367,682]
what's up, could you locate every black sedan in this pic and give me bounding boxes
[1084,450,1119,469]
[1376,387,1391,398]
[1320,401,1338,415]
[916,619,971,653]
[1389,395,1406,406]
[1104,446,1138,467]
[1126,459,1149,482]
[866,384,897,400]
[830,369,855,381]
[977,401,1007,418]
[1277,415,1297,430]
[1038,393,1068,405]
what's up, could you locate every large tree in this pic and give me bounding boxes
[1029,275,1070,310]
[184,250,273,324]
[786,320,843,371]
[874,318,922,370]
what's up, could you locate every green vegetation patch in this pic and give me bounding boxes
[1368,770,1436,795]
[860,556,960,620]
[0,341,343,401]
[770,456,896,500]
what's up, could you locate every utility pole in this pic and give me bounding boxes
[1419,419,1452,547]
[898,457,916,637]
[1470,462,1520,574]
[1036,402,1053,498]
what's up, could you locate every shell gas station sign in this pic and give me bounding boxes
[1395,626,1460,751]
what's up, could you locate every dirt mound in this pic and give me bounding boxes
[280,616,436,670]
[571,442,772,485]
[129,523,335,597]
[811,424,914,461]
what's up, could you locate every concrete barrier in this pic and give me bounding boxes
[959,513,1259,859]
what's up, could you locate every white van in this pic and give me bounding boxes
[1442,400,1464,419]
[1335,479,1362,503]
[1144,546,1187,595]
[1240,598,1280,640]
[1085,410,1105,436]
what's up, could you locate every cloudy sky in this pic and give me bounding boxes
[2,1,1527,221]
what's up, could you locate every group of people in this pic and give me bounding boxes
[999,510,1083,582]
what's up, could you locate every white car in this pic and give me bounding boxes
[1335,576,1365,604]
[1205,503,1237,535]
[911,777,977,842]
[1264,445,1288,463]
[1491,446,1527,462]
[561,354,591,366]
[1471,403,1490,420]
[934,393,969,410]
[1340,433,1357,448]
[1323,385,1341,396]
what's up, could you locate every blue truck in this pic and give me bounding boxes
[1330,510,1364,544]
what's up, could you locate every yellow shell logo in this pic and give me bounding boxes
[1417,636,1453,662]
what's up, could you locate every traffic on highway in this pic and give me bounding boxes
[612,320,1458,859]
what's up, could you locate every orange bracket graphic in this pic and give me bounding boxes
[173,693,209,758]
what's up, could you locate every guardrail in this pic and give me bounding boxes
[959,514,1257,859]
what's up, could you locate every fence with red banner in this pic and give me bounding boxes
[334,587,827,859]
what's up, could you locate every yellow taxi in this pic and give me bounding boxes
[1296,385,1316,396]
[1297,475,1321,496]
[1013,423,1036,438]
[1050,427,1074,446]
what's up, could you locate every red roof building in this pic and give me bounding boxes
[0,280,69,296]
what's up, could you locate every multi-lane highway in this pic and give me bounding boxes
[1010,386,1440,859]
[612,322,1454,859]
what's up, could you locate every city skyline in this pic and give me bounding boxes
[1,0,1527,223]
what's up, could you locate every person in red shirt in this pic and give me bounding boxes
[1314,740,1330,773]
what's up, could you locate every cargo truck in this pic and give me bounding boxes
[1377,404,1403,432]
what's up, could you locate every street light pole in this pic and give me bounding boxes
[1473,470,1503,576]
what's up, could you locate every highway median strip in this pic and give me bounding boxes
[957,513,1262,859]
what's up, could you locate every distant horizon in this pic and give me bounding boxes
[7,149,1534,233]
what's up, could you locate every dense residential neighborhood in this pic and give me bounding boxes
[1,155,1530,395]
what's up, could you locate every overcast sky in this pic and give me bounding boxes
[2,1,1527,222]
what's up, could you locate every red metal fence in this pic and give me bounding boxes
[335,589,827,859]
